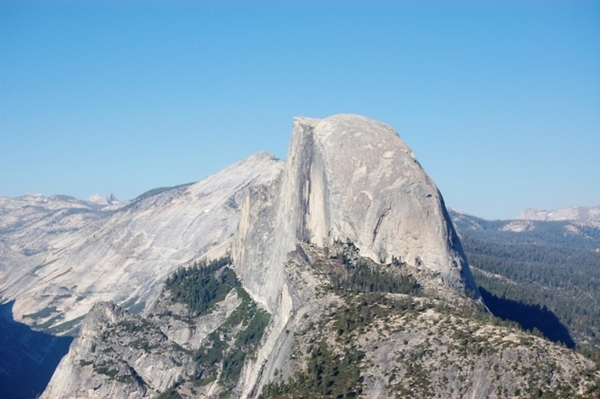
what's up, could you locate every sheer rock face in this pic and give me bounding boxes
[232,115,479,397]
[32,115,600,399]
[234,115,477,314]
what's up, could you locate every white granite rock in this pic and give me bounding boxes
[234,114,478,313]
[0,152,284,333]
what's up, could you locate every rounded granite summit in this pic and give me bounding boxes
[296,114,476,290]
[234,114,479,317]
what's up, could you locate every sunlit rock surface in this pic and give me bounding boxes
[234,114,478,314]
[0,152,284,334]
[9,115,598,399]
[518,204,600,222]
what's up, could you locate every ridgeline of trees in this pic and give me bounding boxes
[451,213,600,354]
[450,210,600,250]
[313,240,421,297]
[330,258,421,296]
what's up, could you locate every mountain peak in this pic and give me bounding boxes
[294,114,400,140]
[88,193,119,206]
[234,114,478,317]
[14,114,598,399]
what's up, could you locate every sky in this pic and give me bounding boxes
[1,1,599,220]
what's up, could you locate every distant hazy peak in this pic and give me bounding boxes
[517,204,600,222]
[247,151,279,161]
[88,193,120,206]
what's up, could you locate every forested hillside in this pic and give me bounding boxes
[450,210,600,359]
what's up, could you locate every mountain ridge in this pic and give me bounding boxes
[448,209,600,351]
[517,204,600,222]
[2,115,599,398]
[0,151,284,335]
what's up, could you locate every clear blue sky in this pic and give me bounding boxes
[1,1,599,219]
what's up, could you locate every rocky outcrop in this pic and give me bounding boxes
[41,259,271,399]
[232,114,480,396]
[34,115,600,399]
[0,152,283,334]
[41,301,185,399]
[234,115,477,313]
[42,243,600,399]
[88,193,120,206]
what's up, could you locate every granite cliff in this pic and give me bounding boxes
[234,115,478,312]
[42,247,600,399]
[0,152,283,335]
[3,115,599,398]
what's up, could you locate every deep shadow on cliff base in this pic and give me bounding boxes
[0,301,73,399]
[480,287,575,349]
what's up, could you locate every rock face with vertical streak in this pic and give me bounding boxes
[12,115,600,399]
[233,114,478,314]
[231,114,480,397]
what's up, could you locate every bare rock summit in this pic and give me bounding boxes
[0,152,284,334]
[235,114,477,314]
[33,115,600,399]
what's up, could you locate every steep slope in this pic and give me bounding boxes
[234,114,477,310]
[0,152,284,334]
[38,115,600,398]
[449,209,600,350]
[232,114,480,395]
[42,245,600,399]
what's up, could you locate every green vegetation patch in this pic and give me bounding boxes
[260,293,427,399]
[260,339,365,399]
[462,235,600,358]
[449,210,600,356]
[330,259,421,296]
[165,256,235,316]
[192,285,270,390]
[311,240,421,297]
[166,258,271,391]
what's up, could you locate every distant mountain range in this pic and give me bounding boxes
[517,204,600,222]
[0,152,283,336]
[449,209,600,352]
[1,115,599,398]
[450,208,600,250]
